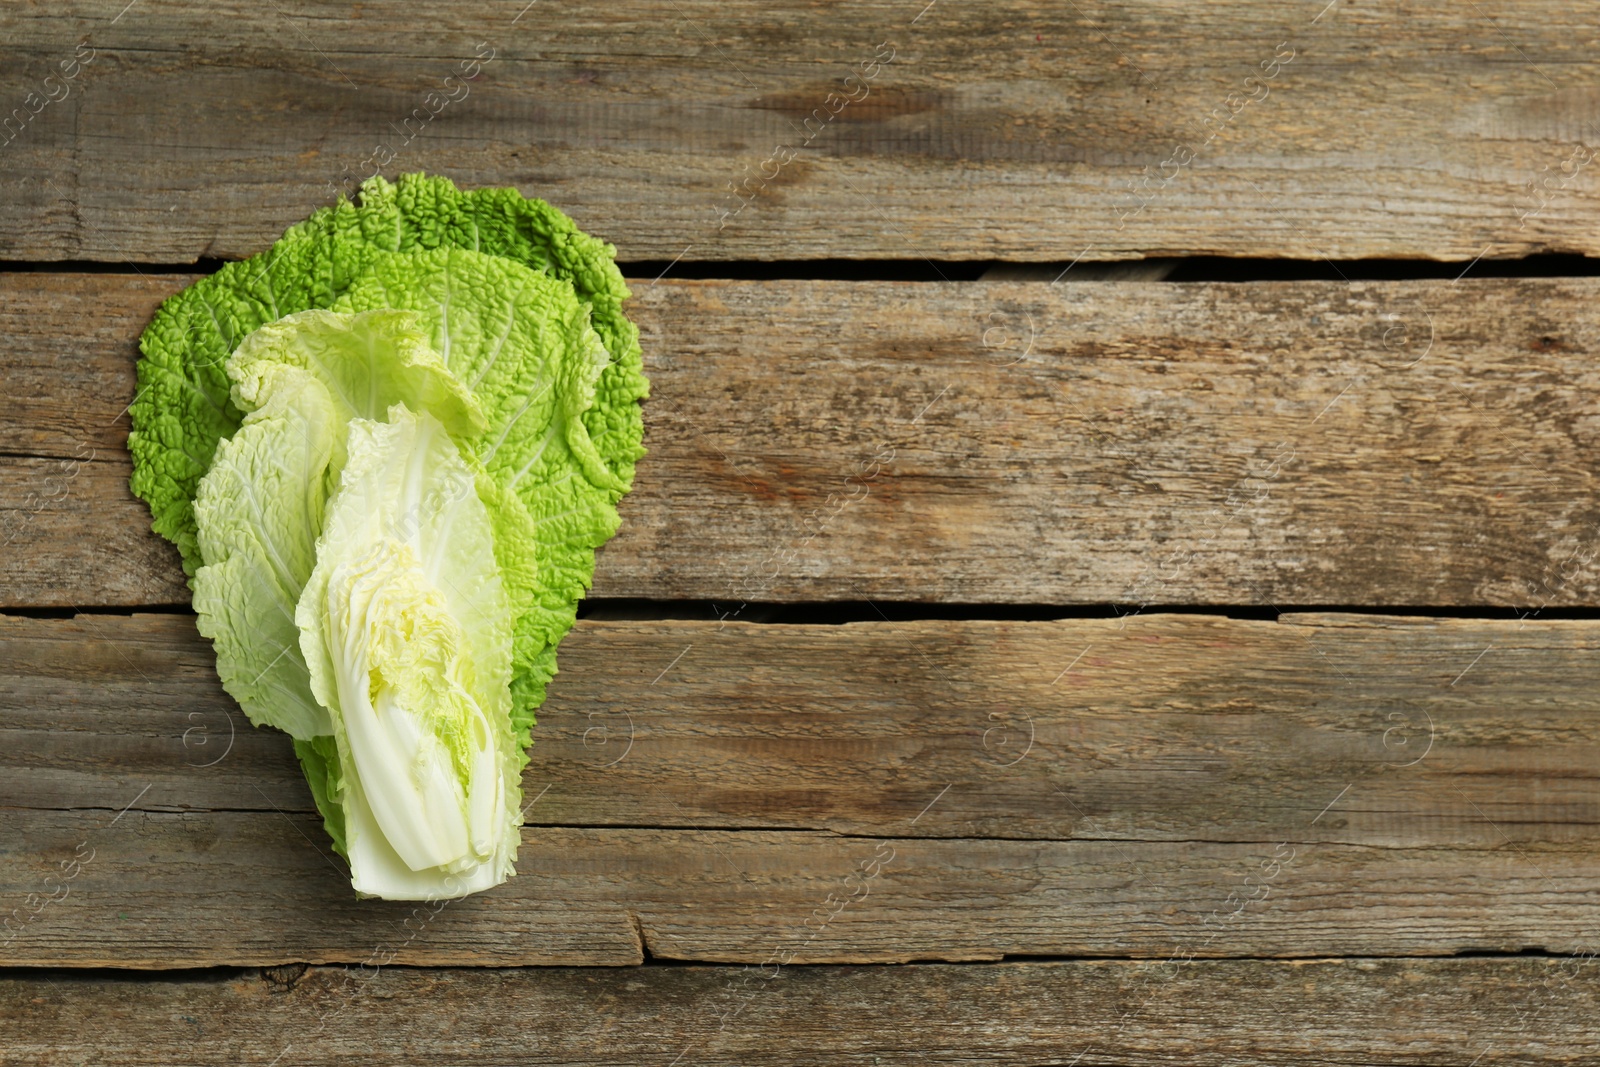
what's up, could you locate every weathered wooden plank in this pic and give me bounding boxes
[7,612,1600,967]
[0,459,185,605]
[8,612,1600,849]
[2,2,1599,262]
[0,272,193,460]
[8,273,1600,608]
[7,809,1600,967]
[5,958,1599,1065]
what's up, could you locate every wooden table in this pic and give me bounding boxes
[5,2,1600,1063]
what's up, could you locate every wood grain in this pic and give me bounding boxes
[8,612,1600,848]
[2,2,1599,262]
[9,273,1600,608]
[7,612,1600,967]
[9,809,1600,967]
[4,958,1598,1065]
[3,0,1588,1040]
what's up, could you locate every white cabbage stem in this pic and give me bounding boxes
[325,541,500,876]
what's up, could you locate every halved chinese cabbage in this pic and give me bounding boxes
[297,404,519,900]
[133,177,650,901]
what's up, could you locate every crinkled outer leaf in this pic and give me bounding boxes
[298,404,519,900]
[191,365,337,742]
[129,172,646,579]
[191,309,490,743]
[129,242,326,571]
[333,246,627,750]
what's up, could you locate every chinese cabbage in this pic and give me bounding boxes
[297,405,519,899]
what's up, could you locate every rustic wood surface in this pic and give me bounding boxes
[3,2,1600,263]
[5,611,1600,967]
[9,806,1600,968]
[9,273,1600,609]
[6,611,1599,846]
[5,959,1598,1066]
[5,1,1598,1059]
